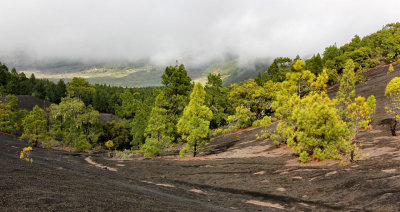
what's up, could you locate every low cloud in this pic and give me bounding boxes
[0,0,398,68]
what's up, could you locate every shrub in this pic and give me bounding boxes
[313,148,326,161]
[105,140,114,149]
[140,138,162,157]
[20,146,33,163]
[227,105,255,130]
[300,151,310,163]
[74,134,92,152]
[388,64,395,73]
[212,128,223,136]
[114,149,135,159]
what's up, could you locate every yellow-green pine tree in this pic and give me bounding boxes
[22,105,49,147]
[385,77,400,135]
[177,83,212,157]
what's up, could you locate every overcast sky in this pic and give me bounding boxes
[0,0,399,66]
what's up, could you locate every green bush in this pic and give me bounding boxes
[385,52,397,63]
[140,138,162,157]
[300,151,310,163]
[74,134,92,152]
[212,128,223,136]
[313,148,326,161]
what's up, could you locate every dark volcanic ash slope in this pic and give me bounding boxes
[204,62,400,157]
[0,95,52,111]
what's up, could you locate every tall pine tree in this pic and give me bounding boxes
[177,83,212,157]
[22,105,52,147]
[141,92,175,156]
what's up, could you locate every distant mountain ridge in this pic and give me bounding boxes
[1,56,271,87]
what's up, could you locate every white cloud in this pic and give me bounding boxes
[0,0,398,67]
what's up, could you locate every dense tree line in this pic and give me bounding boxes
[255,23,400,85]
[0,62,157,114]
[1,22,399,162]
[0,63,67,103]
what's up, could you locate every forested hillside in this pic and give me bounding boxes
[7,57,266,88]
[1,23,399,163]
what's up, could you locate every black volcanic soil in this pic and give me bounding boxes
[0,95,52,111]
[1,63,400,211]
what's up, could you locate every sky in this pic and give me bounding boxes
[0,0,399,67]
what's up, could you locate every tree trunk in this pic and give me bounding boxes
[34,131,38,147]
[350,149,354,163]
[293,126,298,144]
[350,130,358,163]
[391,119,397,136]
[298,81,301,97]
[46,113,50,132]
[193,141,197,157]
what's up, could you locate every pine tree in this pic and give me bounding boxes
[66,77,95,100]
[21,105,51,147]
[0,63,9,87]
[385,77,400,135]
[346,95,376,162]
[336,60,357,120]
[323,44,341,69]
[177,83,212,157]
[0,96,17,133]
[147,64,194,144]
[161,64,193,115]
[141,92,175,156]
[266,57,292,82]
[327,59,376,162]
[76,105,101,144]
[227,105,255,130]
[274,90,350,162]
[130,106,148,148]
[269,62,374,163]
[115,90,138,119]
[0,95,26,133]
[55,79,67,103]
[49,97,101,147]
[228,79,271,121]
[305,53,323,75]
[205,73,230,128]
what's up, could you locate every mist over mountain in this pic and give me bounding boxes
[0,0,399,86]
[0,50,272,87]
